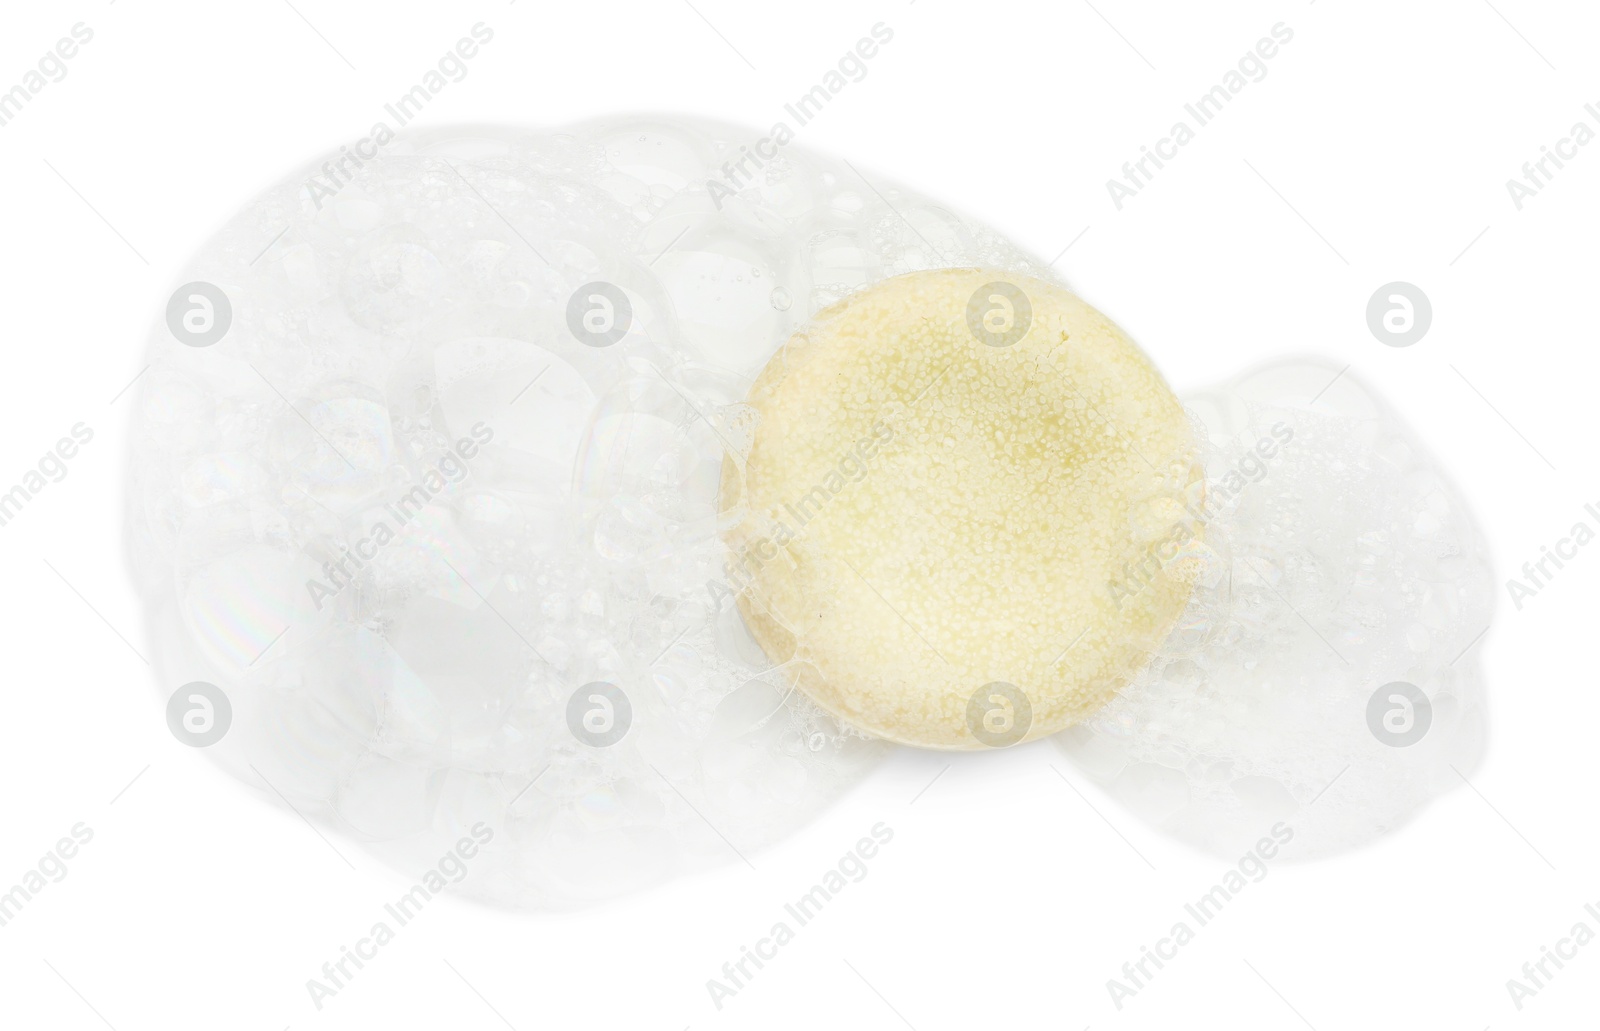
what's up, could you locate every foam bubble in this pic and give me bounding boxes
[1055,360,1494,859]
[126,118,1042,906]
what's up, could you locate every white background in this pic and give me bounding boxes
[0,0,1595,1028]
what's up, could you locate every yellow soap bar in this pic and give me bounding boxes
[723,269,1200,749]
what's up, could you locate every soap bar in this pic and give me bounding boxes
[724,269,1200,749]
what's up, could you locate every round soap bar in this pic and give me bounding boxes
[724,268,1200,749]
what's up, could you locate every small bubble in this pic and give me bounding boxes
[770,288,792,311]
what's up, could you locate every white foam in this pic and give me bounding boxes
[1056,360,1494,859]
[126,118,1041,906]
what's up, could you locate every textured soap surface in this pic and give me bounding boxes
[1056,360,1494,859]
[724,269,1200,748]
[125,119,1045,906]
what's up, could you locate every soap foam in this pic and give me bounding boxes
[128,118,1490,894]
[1056,360,1494,859]
[126,119,1044,906]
